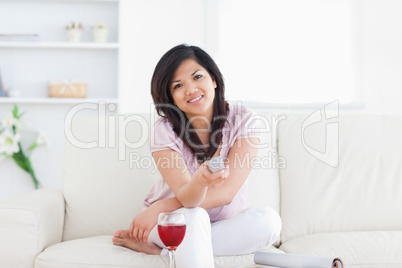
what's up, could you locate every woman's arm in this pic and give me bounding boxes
[152,149,229,208]
[200,137,259,208]
[131,137,259,243]
[152,137,259,209]
[128,155,225,243]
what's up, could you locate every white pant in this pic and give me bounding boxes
[148,206,282,268]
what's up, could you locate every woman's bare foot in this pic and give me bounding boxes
[112,230,162,255]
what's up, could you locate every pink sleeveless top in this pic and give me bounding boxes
[144,103,261,222]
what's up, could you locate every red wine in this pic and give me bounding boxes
[158,223,186,250]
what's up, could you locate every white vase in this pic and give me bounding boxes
[92,28,109,43]
[66,29,83,42]
[0,158,36,201]
[7,88,22,97]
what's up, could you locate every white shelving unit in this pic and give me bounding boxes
[0,0,121,196]
[0,0,120,102]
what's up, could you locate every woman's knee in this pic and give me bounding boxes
[175,207,210,225]
[244,206,282,244]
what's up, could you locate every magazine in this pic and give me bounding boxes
[240,251,343,268]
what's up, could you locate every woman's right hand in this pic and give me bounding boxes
[193,161,230,189]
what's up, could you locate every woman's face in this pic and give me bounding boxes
[170,58,217,121]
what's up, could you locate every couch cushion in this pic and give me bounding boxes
[279,231,402,268]
[35,236,168,268]
[277,113,402,243]
[35,236,281,268]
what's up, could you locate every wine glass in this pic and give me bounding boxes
[158,212,186,268]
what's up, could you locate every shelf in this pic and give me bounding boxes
[0,0,120,104]
[0,97,119,104]
[0,42,119,49]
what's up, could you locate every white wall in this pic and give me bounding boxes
[119,0,402,116]
[360,0,402,115]
[119,0,207,114]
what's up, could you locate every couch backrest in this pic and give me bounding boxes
[63,114,160,241]
[247,112,280,211]
[278,113,402,243]
[62,112,280,241]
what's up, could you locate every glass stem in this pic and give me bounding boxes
[168,249,176,268]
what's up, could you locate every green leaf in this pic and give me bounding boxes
[11,143,28,172]
[24,157,39,189]
[12,104,26,119]
[19,111,26,118]
[12,153,28,172]
[12,105,19,118]
[28,142,38,152]
[8,106,40,189]
[11,151,40,189]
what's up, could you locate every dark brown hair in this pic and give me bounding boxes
[151,44,229,163]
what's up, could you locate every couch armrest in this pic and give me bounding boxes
[0,189,65,267]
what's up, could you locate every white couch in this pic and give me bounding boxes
[1,111,402,268]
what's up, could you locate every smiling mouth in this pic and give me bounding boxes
[188,95,203,103]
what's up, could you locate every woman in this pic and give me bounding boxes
[113,44,281,267]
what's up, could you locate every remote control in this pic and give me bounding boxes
[207,156,225,173]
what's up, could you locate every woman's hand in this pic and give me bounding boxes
[193,161,230,189]
[129,203,160,244]
[175,161,230,208]
[152,150,230,208]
